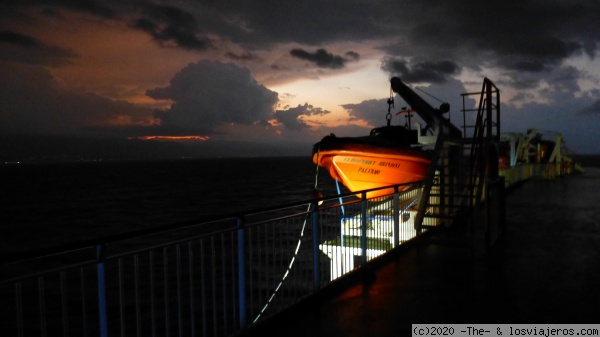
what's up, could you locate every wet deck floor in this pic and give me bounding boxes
[246,171,600,336]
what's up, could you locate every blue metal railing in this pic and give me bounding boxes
[0,181,429,337]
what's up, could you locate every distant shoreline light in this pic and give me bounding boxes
[132,136,210,141]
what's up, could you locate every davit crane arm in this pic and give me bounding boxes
[390,77,462,139]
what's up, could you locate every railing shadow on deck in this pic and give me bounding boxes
[1,180,440,337]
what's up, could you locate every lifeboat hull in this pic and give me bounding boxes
[313,145,431,198]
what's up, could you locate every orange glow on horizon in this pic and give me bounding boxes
[133,135,210,141]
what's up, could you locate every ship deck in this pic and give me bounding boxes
[246,173,600,336]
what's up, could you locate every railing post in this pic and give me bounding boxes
[311,202,321,290]
[393,186,400,248]
[237,216,247,329]
[360,192,368,265]
[96,244,108,337]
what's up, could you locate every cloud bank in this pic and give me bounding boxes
[1,0,600,157]
[0,62,154,137]
[147,61,278,135]
[290,48,360,69]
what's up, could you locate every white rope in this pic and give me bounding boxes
[335,180,345,216]
[252,202,311,323]
[253,151,321,324]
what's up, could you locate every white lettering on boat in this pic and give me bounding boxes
[378,161,401,168]
[358,167,381,175]
[342,157,375,165]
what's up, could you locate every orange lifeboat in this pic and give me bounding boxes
[313,126,431,198]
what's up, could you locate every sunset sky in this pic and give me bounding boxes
[1,0,600,160]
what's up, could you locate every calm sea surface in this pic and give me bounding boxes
[0,157,344,257]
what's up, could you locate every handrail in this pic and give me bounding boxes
[463,78,501,205]
[1,180,429,337]
[414,130,445,234]
[0,180,421,268]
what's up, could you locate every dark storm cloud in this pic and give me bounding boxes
[0,30,39,47]
[381,58,460,84]
[341,98,389,127]
[290,48,360,69]
[580,100,600,115]
[147,60,278,135]
[133,4,211,50]
[9,1,600,78]
[57,0,115,18]
[345,51,359,61]
[377,1,600,87]
[209,1,390,46]
[0,62,153,136]
[41,7,62,18]
[342,78,474,128]
[17,0,117,18]
[0,30,78,67]
[500,65,582,100]
[582,41,597,59]
[225,51,260,62]
[273,103,330,130]
[8,2,209,51]
[493,37,581,73]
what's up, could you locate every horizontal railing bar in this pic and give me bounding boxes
[423,214,456,219]
[108,227,242,260]
[244,186,420,227]
[107,200,343,259]
[244,208,313,227]
[461,89,499,96]
[2,259,97,285]
[320,199,362,212]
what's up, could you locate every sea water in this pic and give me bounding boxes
[0,157,343,257]
[2,155,598,258]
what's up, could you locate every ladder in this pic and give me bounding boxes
[414,78,501,247]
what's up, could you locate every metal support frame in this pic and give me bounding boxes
[311,203,321,290]
[237,216,247,329]
[414,131,445,233]
[393,186,400,247]
[360,192,368,266]
[96,244,108,337]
